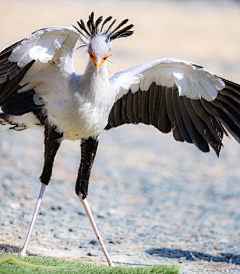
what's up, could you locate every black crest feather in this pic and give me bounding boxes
[105,19,116,35]
[78,20,91,37]
[110,19,128,36]
[109,24,134,40]
[100,16,112,32]
[74,12,134,41]
[95,16,103,30]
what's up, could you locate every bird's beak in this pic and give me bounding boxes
[94,57,102,74]
[95,66,100,74]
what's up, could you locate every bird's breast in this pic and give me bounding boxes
[46,87,113,140]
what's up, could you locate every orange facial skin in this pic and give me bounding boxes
[89,46,110,68]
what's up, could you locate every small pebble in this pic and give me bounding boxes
[18,234,25,239]
[97,213,107,219]
[89,239,98,246]
[109,239,121,244]
[214,246,223,250]
[54,233,61,239]
[79,242,87,248]
[77,210,86,216]
[179,257,186,263]
[51,206,62,211]
[87,250,100,256]
[10,218,16,224]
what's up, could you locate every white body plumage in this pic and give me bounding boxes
[46,61,113,140]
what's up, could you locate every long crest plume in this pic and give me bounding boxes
[73,12,134,48]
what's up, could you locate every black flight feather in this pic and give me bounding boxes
[1,89,38,116]
[184,97,220,155]
[121,94,129,124]
[217,94,240,116]
[114,99,123,125]
[178,96,208,151]
[157,86,171,133]
[0,60,35,104]
[126,91,135,123]
[191,100,224,145]
[165,86,184,142]
[172,87,192,143]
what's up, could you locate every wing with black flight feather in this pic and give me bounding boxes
[107,64,240,156]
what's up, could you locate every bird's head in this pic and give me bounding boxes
[73,12,134,70]
[88,36,111,69]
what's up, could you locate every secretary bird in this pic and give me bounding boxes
[0,12,240,266]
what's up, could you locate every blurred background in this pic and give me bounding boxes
[0,0,240,269]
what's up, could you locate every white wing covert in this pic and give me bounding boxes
[107,58,240,156]
[0,27,79,117]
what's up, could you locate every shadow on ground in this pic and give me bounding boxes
[146,248,240,265]
[0,244,36,256]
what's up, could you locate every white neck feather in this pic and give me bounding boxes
[79,59,109,99]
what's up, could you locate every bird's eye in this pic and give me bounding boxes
[89,53,94,58]
[103,56,108,60]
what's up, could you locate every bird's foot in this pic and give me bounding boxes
[19,249,27,256]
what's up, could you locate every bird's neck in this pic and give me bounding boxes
[84,59,109,85]
[80,59,110,101]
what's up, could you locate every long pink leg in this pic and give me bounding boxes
[78,195,114,266]
[19,183,46,256]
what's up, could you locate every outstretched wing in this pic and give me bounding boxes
[0,26,79,118]
[107,58,240,156]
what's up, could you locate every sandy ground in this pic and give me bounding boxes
[0,0,240,273]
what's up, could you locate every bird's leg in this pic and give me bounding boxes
[19,124,63,256]
[79,195,114,266]
[39,125,63,185]
[76,137,114,266]
[19,183,46,256]
[75,137,99,198]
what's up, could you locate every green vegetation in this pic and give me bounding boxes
[0,254,179,274]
